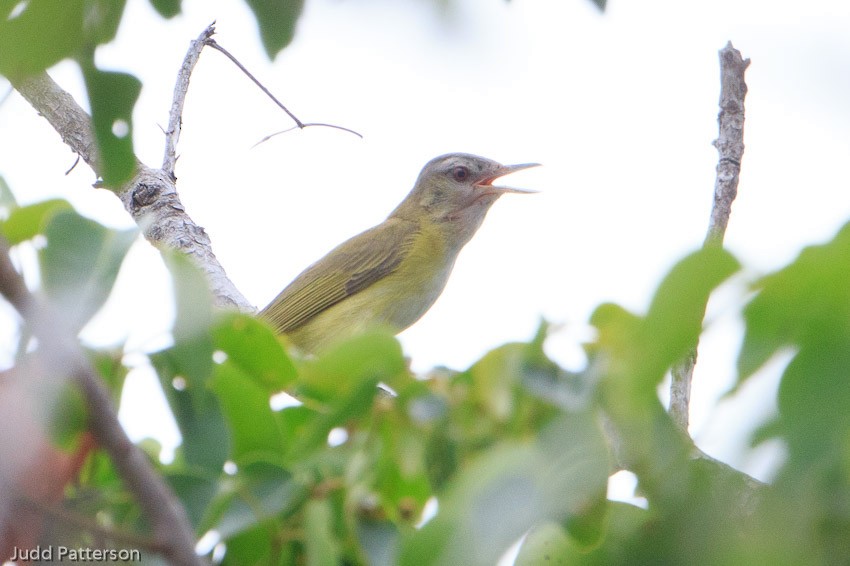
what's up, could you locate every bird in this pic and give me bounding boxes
[259,153,538,353]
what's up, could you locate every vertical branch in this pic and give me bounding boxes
[669,42,750,430]
[163,23,216,178]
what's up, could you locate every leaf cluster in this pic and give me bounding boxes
[4,176,850,564]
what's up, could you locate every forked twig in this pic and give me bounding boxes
[204,38,363,140]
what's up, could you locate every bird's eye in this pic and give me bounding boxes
[451,166,469,182]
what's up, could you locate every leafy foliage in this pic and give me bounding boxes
[1,1,849,563]
[4,196,848,564]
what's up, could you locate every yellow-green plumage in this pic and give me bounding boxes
[260,153,537,353]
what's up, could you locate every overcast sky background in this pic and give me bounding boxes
[2,0,850,493]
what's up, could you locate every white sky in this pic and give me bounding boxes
[2,0,850,483]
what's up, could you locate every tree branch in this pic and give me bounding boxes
[11,66,252,311]
[0,239,204,566]
[669,42,749,430]
[163,23,216,178]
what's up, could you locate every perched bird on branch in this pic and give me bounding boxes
[260,153,538,353]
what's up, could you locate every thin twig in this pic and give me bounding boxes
[205,38,363,139]
[163,23,217,178]
[0,238,204,566]
[65,154,81,176]
[669,42,750,430]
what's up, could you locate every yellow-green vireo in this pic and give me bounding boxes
[260,153,538,353]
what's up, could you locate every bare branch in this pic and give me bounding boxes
[163,23,217,178]
[205,38,362,139]
[12,72,252,311]
[0,238,204,566]
[669,42,750,430]
[705,43,750,248]
[12,73,108,175]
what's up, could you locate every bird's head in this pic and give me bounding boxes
[391,153,539,247]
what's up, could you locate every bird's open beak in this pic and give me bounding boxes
[475,162,541,194]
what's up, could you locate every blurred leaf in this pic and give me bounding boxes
[589,0,607,11]
[40,210,137,332]
[564,492,609,549]
[81,0,126,45]
[370,408,432,520]
[467,343,523,421]
[642,247,739,381]
[514,522,573,566]
[521,326,597,412]
[399,412,608,566]
[148,0,181,18]
[243,0,304,58]
[210,359,285,465]
[296,330,407,403]
[305,498,341,566]
[777,346,850,463]
[1,198,73,244]
[80,61,140,187]
[424,423,458,490]
[165,471,218,529]
[356,519,399,566]
[220,526,278,565]
[287,372,380,461]
[163,250,215,388]
[739,221,850,380]
[89,347,128,403]
[213,312,297,392]
[208,461,307,540]
[151,349,228,473]
[0,0,85,79]
[48,382,88,450]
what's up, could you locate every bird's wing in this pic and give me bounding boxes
[259,218,419,333]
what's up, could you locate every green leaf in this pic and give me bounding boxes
[356,520,399,566]
[208,461,307,540]
[219,526,277,565]
[151,349,228,473]
[296,330,407,403]
[148,0,181,18]
[305,498,341,566]
[40,210,137,332]
[739,221,850,380]
[80,62,140,187]
[48,382,89,450]
[399,412,609,566]
[643,247,739,378]
[81,0,127,45]
[165,471,218,529]
[0,0,85,79]
[514,522,574,566]
[287,373,380,461]
[777,346,850,463]
[1,198,73,244]
[163,250,214,388]
[564,492,609,550]
[243,0,304,58]
[210,359,286,465]
[467,343,524,421]
[213,312,297,392]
